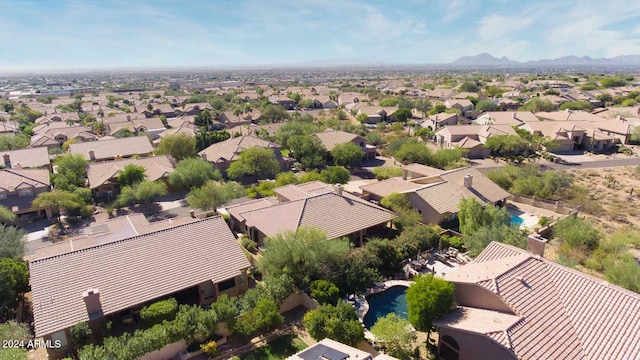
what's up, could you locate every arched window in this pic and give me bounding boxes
[440,335,460,360]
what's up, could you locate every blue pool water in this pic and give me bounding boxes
[510,214,524,226]
[363,286,408,329]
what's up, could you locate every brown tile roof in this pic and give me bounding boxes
[239,192,396,239]
[439,242,640,360]
[401,163,442,178]
[455,136,483,149]
[312,129,362,151]
[0,169,50,190]
[414,167,510,214]
[198,135,279,163]
[359,178,424,198]
[69,136,154,161]
[29,216,250,337]
[32,214,197,259]
[273,181,333,201]
[226,196,280,222]
[476,112,536,125]
[1,147,50,169]
[86,155,175,189]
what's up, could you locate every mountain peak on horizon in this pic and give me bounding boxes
[451,53,640,66]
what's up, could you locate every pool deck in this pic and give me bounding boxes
[353,280,412,341]
[507,202,562,230]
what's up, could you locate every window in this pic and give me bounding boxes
[0,191,6,200]
[50,330,68,348]
[440,335,460,360]
[217,278,236,292]
[18,188,33,197]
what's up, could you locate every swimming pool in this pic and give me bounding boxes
[510,214,524,226]
[363,286,408,329]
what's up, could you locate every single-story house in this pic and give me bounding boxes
[226,182,396,246]
[356,106,386,124]
[215,110,263,129]
[1,147,51,171]
[521,120,616,153]
[445,99,474,115]
[312,129,377,160]
[30,124,97,149]
[198,135,287,172]
[29,216,251,359]
[360,165,510,225]
[434,240,640,360]
[475,111,538,126]
[0,168,51,217]
[422,112,460,130]
[86,155,176,198]
[106,117,166,139]
[288,338,383,360]
[69,136,154,162]
[434,124,516,158]
[153,103,177,118]
[312,96,338,109]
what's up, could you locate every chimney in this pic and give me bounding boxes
[527,234,547,257]
[189,209,196,218]
[512,111,517,119]
[88,149,96,161]
[14,162,22,169]
[334,183,343,196]
[201,153,207,161]
[3,154,10,168]
[463,174,473,189]
[82,288,104,320]
[127,115,132,122]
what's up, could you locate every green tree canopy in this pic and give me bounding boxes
[520,98,555,112]
[303,303,365,346]
[156,133,197,161]
[115,180,167,208]
[559,100,593,111]
[394,141,431,165]
[169,157,221,189]
[331,142,365,167]
[32,190,87,221]
[194,109,213,127]
[288,135,327,170]
[370,313,417,359]
[186,181,245,211]
[0,134,29,151]
[52,153,88,190]
[459,81,480,93]
[310,280,341,305]
[458,197,510,235]
[465,224,527,257]
[475,99,500,112]
[320,166,350,184]
[393,108,413,122]
[406,274,454,332]
[258,227,351,289]
[0,225,26,259]
[117,164,146,187]
[227,147,280,182]
[262,104,290,123]
[0,205,17,226]
[484,134,531,159]
[0,258,29,317]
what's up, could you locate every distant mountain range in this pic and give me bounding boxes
[451,53,640,66]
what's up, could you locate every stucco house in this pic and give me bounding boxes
[0,168,51,217]
[2,147,51,171]
[226,182,396,246]
[312,129,377,160]
[434,240,640,360]
[198,135,287,172]
[29,216,251,359]
[69,136,154,162]
[86,155,176,199]
[360,165,510,225]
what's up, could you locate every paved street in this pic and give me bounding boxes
[474,157,640,173]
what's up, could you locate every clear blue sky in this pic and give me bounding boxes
[1,0,639,71]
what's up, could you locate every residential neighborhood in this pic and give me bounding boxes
[2,2,640,360]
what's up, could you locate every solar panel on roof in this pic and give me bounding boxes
[297,344,349,360]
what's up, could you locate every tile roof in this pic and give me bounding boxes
[198,135,279,163]
[31,214,197,259]
[359,177,424,198]
[414,167,510,214]
[1,147,50,169]
[225,196,280,222]
[312,129,362,151]
[69,136,154,161]
[239,192,396,239]
[439,242,640,360]
[476,111,538,125]
[401,163,442,178]
[273,181,333,201]
[85,155,175,189]
[29,216,251,337]
[0,169,50,190]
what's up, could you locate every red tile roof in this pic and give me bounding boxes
[29,216,250,337]
[439,242,640,360]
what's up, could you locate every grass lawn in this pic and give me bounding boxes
[238,334,308,360]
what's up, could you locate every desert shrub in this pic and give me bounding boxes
[538,216,550,226]
[200,341,218,357]
[241,236,258,253]
[140,298,178,326]
[69,322,92,348]
[554,216,602,262]
[310,280,340,305]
